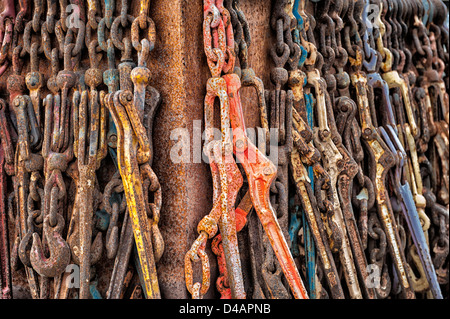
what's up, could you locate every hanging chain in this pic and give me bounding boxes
[0,0,447,300]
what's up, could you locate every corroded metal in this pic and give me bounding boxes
[351,70,415,299]
[0,99,12,299]
[224,72,309,299]
[0,0,448,301]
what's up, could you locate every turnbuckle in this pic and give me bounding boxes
[224,73,309,299]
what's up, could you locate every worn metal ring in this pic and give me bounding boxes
[131,15,156,53]
[111,14,134,51]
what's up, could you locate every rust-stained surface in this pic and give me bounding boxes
[0,0,448,300]
[148,0,277,299]
[150,0,213,299]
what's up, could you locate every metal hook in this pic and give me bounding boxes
[29,214,70,278]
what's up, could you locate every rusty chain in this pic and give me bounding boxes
[0,0,448,300]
